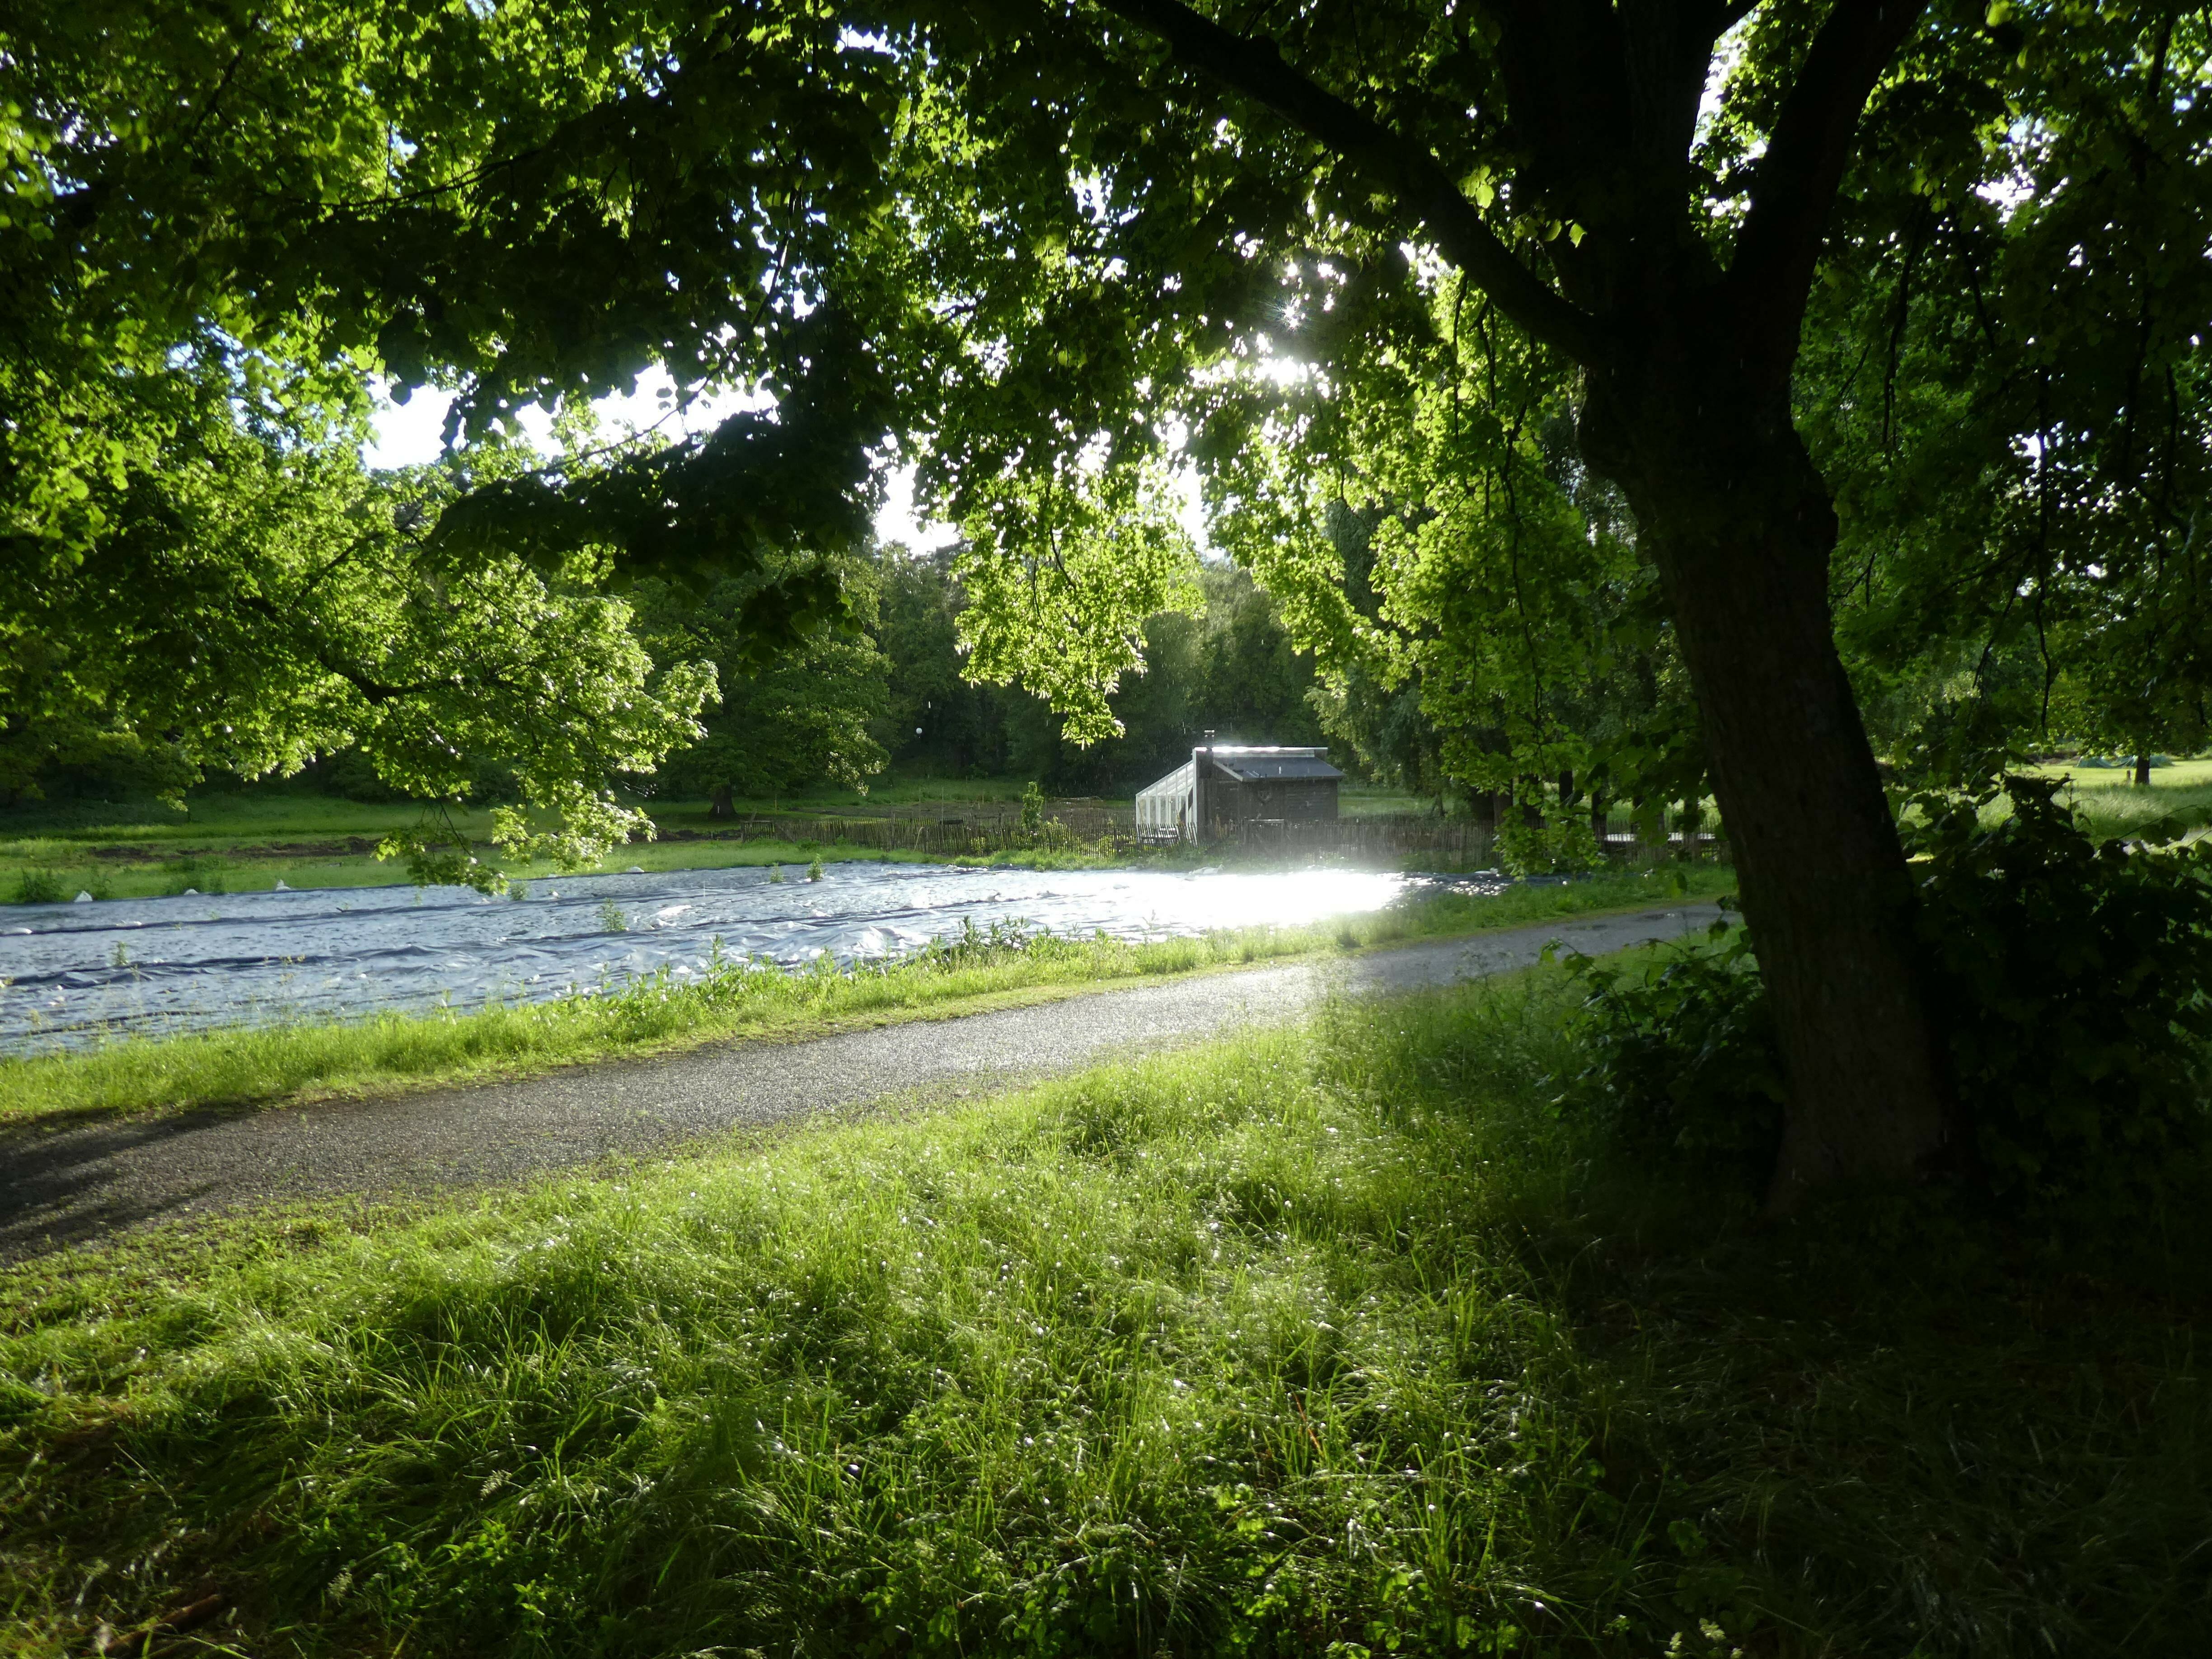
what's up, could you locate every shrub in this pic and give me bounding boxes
[1907,776,2212,1218]
[1567,777,2212,1225]
[160,854,230,896]
[1563,919,1784,1176]
[9,868,68,904]
[1495,814,1601,876]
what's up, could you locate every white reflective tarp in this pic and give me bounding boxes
[0,862,1439,1054]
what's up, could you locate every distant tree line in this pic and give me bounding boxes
[0,536,1444,814]
[640,544,1333,806]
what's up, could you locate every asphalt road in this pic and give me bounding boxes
[0,903,1720,1256]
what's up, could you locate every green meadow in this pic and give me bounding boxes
[0,789,1063,905]
[2,964,2200,1657]
[0,779,1462,905]
[2027,755,2212,839]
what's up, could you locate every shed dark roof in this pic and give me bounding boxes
[1210,755,1344,783]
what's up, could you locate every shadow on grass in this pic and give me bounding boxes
[0,1108,253,1255]
[2,967,2198,1657]
[1494,1163,2212,1654]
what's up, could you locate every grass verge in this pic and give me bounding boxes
[0,777,1562,903]
[0,783,1136,904]
[0,869,1734,1129]
[1,965,2202,1657]
[1,835,1136,906]
[2,833,1518,905]
[2020,756,2212,839]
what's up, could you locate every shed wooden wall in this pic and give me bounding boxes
[1200,773,1340,834]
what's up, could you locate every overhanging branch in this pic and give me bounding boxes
[1727,0,1928,376]
[1089,0,1602,364]
[1706,0,1766,38]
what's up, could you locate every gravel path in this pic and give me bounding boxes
[0,904,1719,1256]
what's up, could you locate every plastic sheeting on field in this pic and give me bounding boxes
[0,861,1488,1055]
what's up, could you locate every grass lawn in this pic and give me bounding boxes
[0,790,526,904]
[0,869,1736,1130]
[2022,755,2212,839]
[0,832,1153,905]
[1,965,2201,1657]
[0,784,1129,905]
[1338,781,1448,816]
[748,772,1042,808]
[0,776,1500,905]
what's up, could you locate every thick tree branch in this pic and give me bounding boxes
[1727,0,1928,379]
[233,591,453,706]
[1088,0,1602,363]
[1706,0,1766,38]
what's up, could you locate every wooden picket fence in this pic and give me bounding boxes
[665,806,1725,867]
[1220,817,1724,866]
[1228,815,1497,865]
[666,806,1125,859]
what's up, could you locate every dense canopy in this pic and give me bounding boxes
[5,0,2208,1193]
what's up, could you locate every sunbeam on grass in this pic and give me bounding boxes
[0,963,2204,1657]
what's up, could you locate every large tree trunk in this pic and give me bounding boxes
[1582,333,1957,1212]
[1095,0,1938,1214]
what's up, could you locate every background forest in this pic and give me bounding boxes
[5,546,1356,813]
[639,549,1332,806]
[8,6,2212,1656]
[5,504,2185,828]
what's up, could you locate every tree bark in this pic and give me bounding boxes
[709,784,734,821]
[1087,0,1945,1209]
[1581,330,1957,1213]
[2135,750,2152,787]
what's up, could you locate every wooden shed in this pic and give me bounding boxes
[1134,745,1344,843]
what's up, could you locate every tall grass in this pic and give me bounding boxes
[6,870,70,905]
[0,871,1733,1128]
[2023,756,2212,840]
[1,969,2202,1656]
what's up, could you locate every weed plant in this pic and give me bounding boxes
[7,869,112,903]
[4,868,110,905]
[7,869,66,905]
[0,871,1732,1129]
[1494,816,1603,877]
[158,855,230,896]
[0,971,2203,1656]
